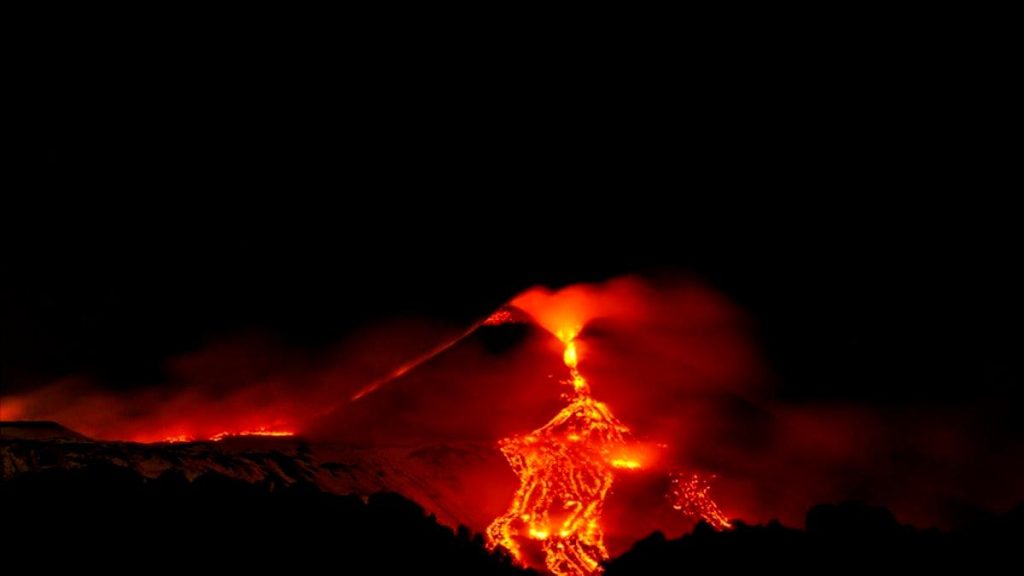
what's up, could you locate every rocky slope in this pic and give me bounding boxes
[1,421,509,530]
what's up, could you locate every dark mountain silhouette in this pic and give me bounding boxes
[605,501,1024,574]
[3,430,1021,574]
[1,430,512,533]
[2,463,533,575]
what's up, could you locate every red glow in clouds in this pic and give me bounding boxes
[0,323,461,443]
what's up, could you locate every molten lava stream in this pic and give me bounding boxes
[669,472,732,530]
[486,330,638,576]
[160,428,295,443]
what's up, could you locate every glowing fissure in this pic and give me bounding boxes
[210,429,295,441]
[160,428,295,443]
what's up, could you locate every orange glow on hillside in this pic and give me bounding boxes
[610,459,641,470]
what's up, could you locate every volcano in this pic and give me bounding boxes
[6,276,1024,576]
[0,278,773,576]
[1,314,730,575]
[309,307,737,573]
[1,322,584,534]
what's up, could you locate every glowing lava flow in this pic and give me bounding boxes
[486,329,638,576]
[160,429,295,443]
[669,472,732,531]
[209,429,295,441]
[350,308,517,401]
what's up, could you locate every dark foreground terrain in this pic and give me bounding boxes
[607,500,1023,574]
[2,464,531,575]
[2,429,1021,574]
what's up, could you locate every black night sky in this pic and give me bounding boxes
[11,53,1021,409]
[5,21,1020,499]
[4,20,1023,576]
